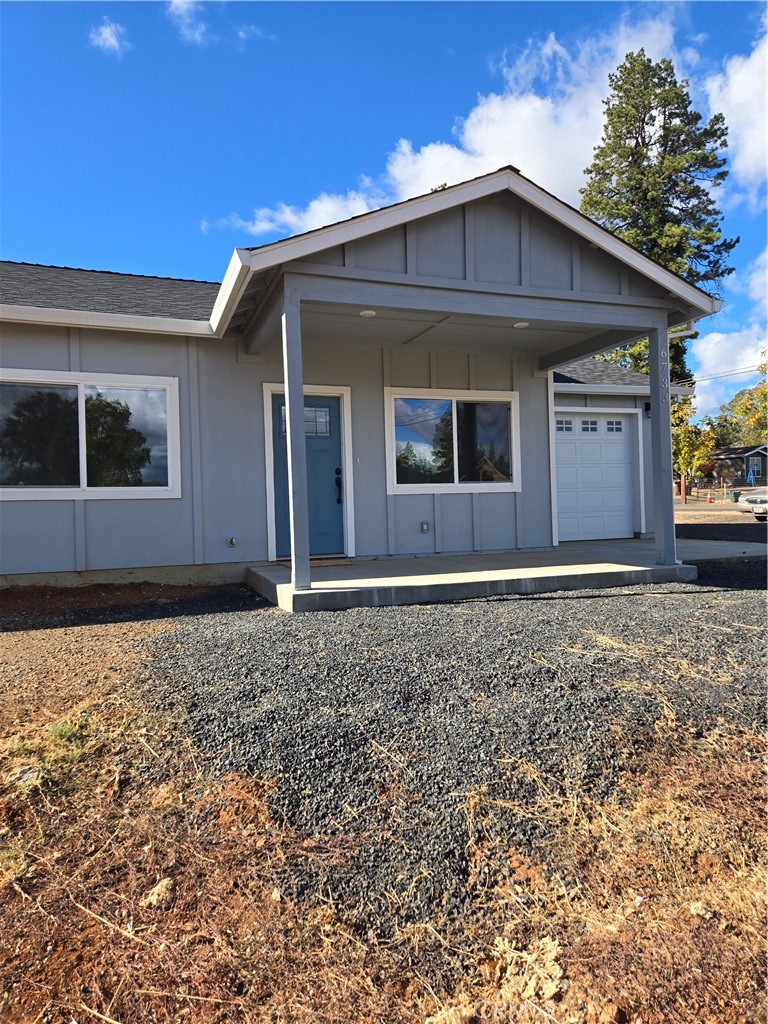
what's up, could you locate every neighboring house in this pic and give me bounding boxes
[0,166,720,590]
[710,445,768,486]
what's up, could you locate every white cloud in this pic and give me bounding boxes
[705,29,767,205]
[167,0,208,45]
[689,325,766,416]
[207,189,378,238]
[88,18,130,56]
[690,246,767,416]
[237,25,274,43]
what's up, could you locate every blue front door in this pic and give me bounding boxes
[272,394,345,558]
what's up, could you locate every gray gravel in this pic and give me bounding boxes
[145,561,766,938]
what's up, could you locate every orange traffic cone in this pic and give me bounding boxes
[707,490,714,503]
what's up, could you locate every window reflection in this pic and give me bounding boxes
[0,383,80,486]
[85,386,168,486]
[457,402,511,482]
[394,398,454,484]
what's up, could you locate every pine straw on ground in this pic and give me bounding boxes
[0,609,765,1024]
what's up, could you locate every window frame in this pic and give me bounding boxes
[0,368,181,500]
[384,387,521,495]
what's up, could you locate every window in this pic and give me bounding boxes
[385,388,520,493]
[581,419,598,433]
[606,419,623,433]
[0,370,180,499]
[280,404,331,438]
[555,419,573,433]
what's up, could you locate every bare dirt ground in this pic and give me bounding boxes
[0,542,765,1023]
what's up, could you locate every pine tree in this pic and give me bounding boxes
[580,49,738,380]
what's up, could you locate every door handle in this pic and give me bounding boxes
[335,467,343,504]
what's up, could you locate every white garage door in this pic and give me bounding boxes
[555,414,634,541]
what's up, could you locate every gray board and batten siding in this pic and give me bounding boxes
[0,320,549,574]
[1,176,711,580]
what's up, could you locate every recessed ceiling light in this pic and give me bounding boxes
[359,309,377,318]
[513,321,530,329]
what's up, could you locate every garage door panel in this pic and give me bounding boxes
[577,465,605,488]
[557,464,579,488]
[601,464,632,486]
[556,414,635,541]
[579,441,606,463]
[557,491,581,513]
[558,517,581,541]
[579,491,605,511]
[605,488,632,510]
[556,441,578,464]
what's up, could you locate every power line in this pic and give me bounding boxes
[677,364,764,386]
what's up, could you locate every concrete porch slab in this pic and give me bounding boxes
[245,535,766,613]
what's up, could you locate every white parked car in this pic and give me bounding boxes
[737,487,768,522]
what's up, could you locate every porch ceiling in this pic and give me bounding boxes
[247,297,644,365]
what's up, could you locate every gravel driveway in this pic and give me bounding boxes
[146,560,765,937]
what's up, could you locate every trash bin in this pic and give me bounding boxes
[728,490,741,503]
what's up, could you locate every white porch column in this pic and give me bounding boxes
[281,287,311,590]
[647,325,678,565]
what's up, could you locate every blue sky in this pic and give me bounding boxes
[1,1,765,417]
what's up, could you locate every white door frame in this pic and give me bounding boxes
[263,382,355,562]
[551,405,646,540]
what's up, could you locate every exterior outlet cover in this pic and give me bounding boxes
[227,537,238,547]
[421,521,430,533]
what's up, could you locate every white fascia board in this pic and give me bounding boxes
[554,383,694,396]
[1,303,215,337]
[209,248,251,335]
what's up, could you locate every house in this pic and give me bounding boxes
[710,445,767,486]
[0,167,720,601]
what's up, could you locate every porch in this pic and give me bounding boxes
[246,536,763,612]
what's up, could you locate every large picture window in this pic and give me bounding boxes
[386,388,520,493]
[0,370,180,499]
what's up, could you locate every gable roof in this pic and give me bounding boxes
[212,165,721,334]
[1,261,219,321]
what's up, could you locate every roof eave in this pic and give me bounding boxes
[1,303,216,337]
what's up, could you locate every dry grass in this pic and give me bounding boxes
[0,624,424,1023]
[1,612,765,1024]
[432,717,766,1024]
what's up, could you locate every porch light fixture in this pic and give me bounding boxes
[513,321,529,329]
[359,309,377,318]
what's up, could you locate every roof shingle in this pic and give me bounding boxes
[554,357,657,388]
[0,262,220,321]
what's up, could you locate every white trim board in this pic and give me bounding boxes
[262,383,355,563]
